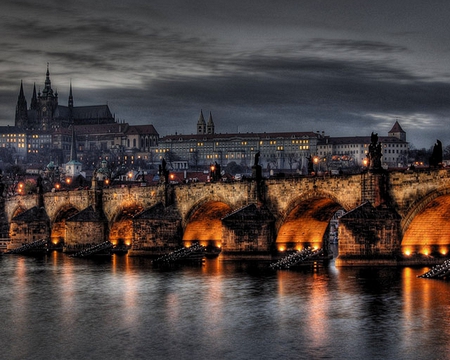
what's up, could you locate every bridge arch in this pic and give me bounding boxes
[50,205,82,246]
[109,203,144,247]
[275,191,345,252]
[181,194,234,228]
[182,199,233,248]
[401,187,450,257]
[10,205,27,220]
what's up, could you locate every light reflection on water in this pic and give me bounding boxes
[0,253,449,360]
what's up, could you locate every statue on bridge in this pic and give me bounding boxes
[252,151,262,180]
[159,158,169,184]
[307,155,314,175]
[254,151,260,167]
[210,162,221,182]
[36,175,43,194]
[368,132,382,170]
[429,139,443,168]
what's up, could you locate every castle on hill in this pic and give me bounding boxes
[15,64,115,131]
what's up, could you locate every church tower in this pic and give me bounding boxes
[197,110,206,134]
[15,81,28,128]
[388,121,406,142]
[207,111,215,134]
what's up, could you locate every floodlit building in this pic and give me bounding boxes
[153,112,409,172]
[317,121,409,169]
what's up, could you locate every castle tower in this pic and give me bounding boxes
[15,81,28,128]
[197,109,206,134]
[207,111,215,134]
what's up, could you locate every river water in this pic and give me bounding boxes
[0,252,449,360]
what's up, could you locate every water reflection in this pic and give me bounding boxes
[0,253,450,359]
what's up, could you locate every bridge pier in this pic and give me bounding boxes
[64,205,108,253]
[128,202,182,256]
[8,206,50,250]
[335,202,402,266]
[221,204,275,256]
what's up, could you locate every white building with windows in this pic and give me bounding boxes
[317,121,409,169]
[154,130,321,173]
[0,126,27,161]
[153,113,409,172]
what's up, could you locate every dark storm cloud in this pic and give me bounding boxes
[80,49,450,148]
[2,0,450,148]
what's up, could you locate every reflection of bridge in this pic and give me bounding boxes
[3,169,450,265]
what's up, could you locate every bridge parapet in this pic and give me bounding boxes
[5,194,40,222]
[43,190,91,222]
[101,184,164,222]
[264,175,363,218]
[2,170,450,265]
[389,169,450,217]
[173,181,254,224]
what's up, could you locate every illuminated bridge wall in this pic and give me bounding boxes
[3,169,450,265]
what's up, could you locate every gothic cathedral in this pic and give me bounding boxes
[15,64,115,130]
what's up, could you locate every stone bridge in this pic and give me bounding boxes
[3,168,450,265]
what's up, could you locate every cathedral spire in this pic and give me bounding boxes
[42,62,53,97]
[15,80,28,128]
[30,83,38,110]
[68,80,73,109]
[19,80,25,99]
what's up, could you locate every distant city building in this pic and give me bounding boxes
[0,126,27,161]
[153,112,409,172]
[317,121,409,169]
[155,111,321,173]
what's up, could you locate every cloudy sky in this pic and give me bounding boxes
[1,0,450,149]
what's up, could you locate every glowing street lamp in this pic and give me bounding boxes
[313,156,320,173]
[210,164,216,181]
